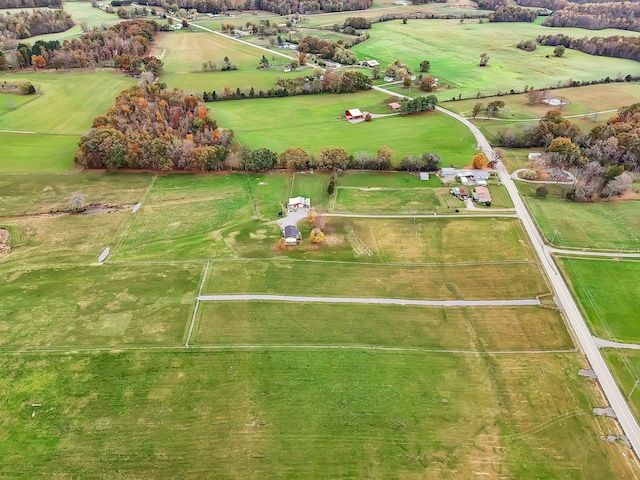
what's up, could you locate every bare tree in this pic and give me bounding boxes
[70,192,86,211]
[602,172,633,199]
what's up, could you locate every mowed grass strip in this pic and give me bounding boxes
[561,258,640,343]
[337,170,441,188]
[145,172,250,203]
[0,134,78,173]
[0,264,201,348]
[350,217,534,263]
[203,260,549,300]
[519,182,640,250]
[603,350,640,424]
[290,172,331,211]
[193,302,572,350]
[0,351,634,478]
[0,172,152,216]
[208,93,478,163]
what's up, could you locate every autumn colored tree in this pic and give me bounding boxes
[419,75,437,92]
[30,55,46,69]
[317,147,349,170]
[309,228,325,244]
[278,148,311,170]
[375,145,394,170]
[472,102,484,119]
[472,152,488,169]
[545,137,581,166]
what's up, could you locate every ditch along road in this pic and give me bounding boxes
[373,85,640,456]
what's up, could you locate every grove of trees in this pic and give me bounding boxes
[538,33,640,62]
[241,0,373,15]
[0,0,60,8]
[489,6,537,22]
[75,84,231,171]
[0,9,73,41]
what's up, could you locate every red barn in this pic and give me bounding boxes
[345,108,363,120]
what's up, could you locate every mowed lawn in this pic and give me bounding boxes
[0,351,635,478]
[0,71,136,134]
[193,302,572,350]
[561,258,640,343]
[203,260,549,300]
[519,183,640,250]
[157,31,299,93]
[351,20,640,100]
[0,264,201,348]
[209,92,478,163]
[604,350,640,425]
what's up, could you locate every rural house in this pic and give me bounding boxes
[283,225,301,245]
[359,59,380,68]
[474,186,492,205]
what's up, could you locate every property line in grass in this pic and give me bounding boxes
[0,344,578,356]
[105,258,537,268]
[106,173,158,261]
[185,260,210,348]
[323,213,519,219]
[197,294,541,307]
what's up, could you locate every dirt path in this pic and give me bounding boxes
[0,228,10,256]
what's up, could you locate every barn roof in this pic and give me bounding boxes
[346,108,362,117]
[475,186,492,203]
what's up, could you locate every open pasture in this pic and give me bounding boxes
[443,82,640,120]
[351,20,640,100]
[0,350,634,478]
[348,217,532,263]
[194,301,571,350]
[156,31,299,93]
[604,350,640,424]
[519,183,640,250]
[0,71,136,134]
[0,263,201,349]
[337,170,438,187]
[333,186,449,214]
[0,133,78,173]
[202,259,549,300]
[0,172,152,216]
[561,258,640,343]
[209,92,478,162]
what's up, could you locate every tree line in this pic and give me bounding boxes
[488,6,538,22]
[241,0,372,15]
[0,9,73,42]
[76,84,232,171]
[143,0,231,14]
[538,33,640,62]
[0,0,60,8]
[296,34,368,65]
[542,2,640,32]
[8,19,162,73]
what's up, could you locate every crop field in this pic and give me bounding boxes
[210,93,478,162]
[518,182,640,250]
[351,20,640,100]
[561,258,640,343]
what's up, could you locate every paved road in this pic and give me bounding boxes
[594,337,640,351]
[198,294,540,306]
[432,104,640,455]
[550,247,640,258]
[324,213,519,219]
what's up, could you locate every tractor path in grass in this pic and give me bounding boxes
[551,247,640,258]
[324,212,519,218]
[197,294,540,307]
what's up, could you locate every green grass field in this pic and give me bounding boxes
[351,19,640,100]
[0,134,78,173]
[0,350,635,478]
[519,183,640,250]
[604,350,640,427]
[193,302,571,350]
[209,92,478,162]
[202,259,549,300]
[561,258,640,343]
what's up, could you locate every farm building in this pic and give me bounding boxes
[345,109,363,120]
[474,186,492,204]
[388,102,401,111]
[288,196,310,209]
[283,225,301,245]
[473,170,491,181]
[440,167,456,176]
[359,60,380,68]
[419,172,430,181]
[528,152,542,161]
[477,179,488,187]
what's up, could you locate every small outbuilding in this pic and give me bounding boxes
[283,225,301,245]
[528,152,542,161]
[476,179,488,187]
[440,167,456,176]
[388,102,401,111]
[419,172,430,181]
[473,170,490,181]
[345,109,363,120]
[288,196,310,209]
[359,59,380,68]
